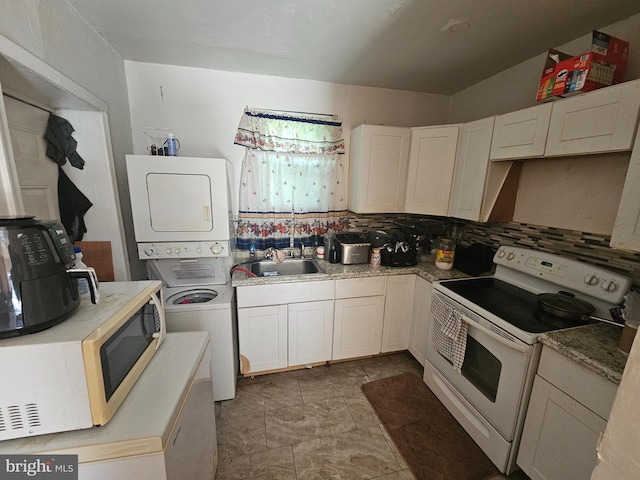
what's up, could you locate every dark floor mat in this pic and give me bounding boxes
[361,372,499,480]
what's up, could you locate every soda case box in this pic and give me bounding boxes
[537,31,629,101]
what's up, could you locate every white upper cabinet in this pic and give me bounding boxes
[404,125,460,216]
[348,125,410,213]
[545,79,640,157]
[611,127,640,252]
[449,117,495,221]
[490,103,552,160]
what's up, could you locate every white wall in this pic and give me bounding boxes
[446,14,640,236]
[448,14,640,123]
[592,331,640,480]
[59,109,129,280]
[0,0,136,277]
[124,62,451,217]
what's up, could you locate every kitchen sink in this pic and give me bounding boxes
[250,257,325,276]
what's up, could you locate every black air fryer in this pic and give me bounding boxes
[0,216,80,338]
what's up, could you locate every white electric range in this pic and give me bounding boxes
[424,245,631,474]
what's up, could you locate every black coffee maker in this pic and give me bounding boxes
[369,229,420,267]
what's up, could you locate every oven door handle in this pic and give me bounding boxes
[458,313,530,355]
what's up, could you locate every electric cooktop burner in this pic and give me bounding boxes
[439,277,593,334]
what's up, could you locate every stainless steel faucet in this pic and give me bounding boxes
[299,241,305,258]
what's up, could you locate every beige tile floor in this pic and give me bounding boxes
[214,352,530,480]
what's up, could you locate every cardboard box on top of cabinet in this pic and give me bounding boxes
[536,31,629,101]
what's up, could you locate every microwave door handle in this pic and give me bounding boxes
[150,291,166,348]
[458,313,530,355]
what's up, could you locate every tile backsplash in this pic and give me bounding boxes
[348,212,640,289]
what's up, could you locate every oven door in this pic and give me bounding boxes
[426,291,537,440]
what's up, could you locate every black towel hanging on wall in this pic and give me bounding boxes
[44,113,85,169]
[57,166,92,242]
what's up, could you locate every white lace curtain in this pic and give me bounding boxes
[234,108,348,250]
[234,108,345,154]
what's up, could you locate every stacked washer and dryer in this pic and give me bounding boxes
[126,155,237,401]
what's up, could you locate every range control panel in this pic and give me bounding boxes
[137,241,230,259]
[494,246,632,304]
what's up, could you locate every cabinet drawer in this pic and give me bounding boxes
[335,276,387,299]
[237,280,334,308]
[537,346,617,420]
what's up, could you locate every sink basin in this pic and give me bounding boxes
[250,257,325,277]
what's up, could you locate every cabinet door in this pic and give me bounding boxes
[288,300,334,367]
[404,125,459,215]
[517,376,607,480]
[348,125,410,213]
[408,276,432,365]
[238,305,288,374]
[381,275,416,353]
[545,80,640,156]
[333,296,384,360]
[448,117,494,221]
[611,128,640,251]
[489,103,551,160]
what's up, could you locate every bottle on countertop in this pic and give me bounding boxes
[73,246,90,297]
[324,233,340,263]
[435,238,455,271]
[166,132,178,156]
[370,247,381,267]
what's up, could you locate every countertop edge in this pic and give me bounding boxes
[539,322,627,385]
[231,253,628,385]
[231,255,470,287]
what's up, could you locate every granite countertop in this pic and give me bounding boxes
[231,252,470,287]
[231,250,627,385]
[539,322,628,385]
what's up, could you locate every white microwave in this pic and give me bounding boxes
[0,281,165,441]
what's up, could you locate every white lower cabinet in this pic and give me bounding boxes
[332,277,386,360]
[238,304,288,373]
[381,275,416,353]
[288,300,334,366]
[237,273,422,372]
[517,347,617,480]
[236,280,334,375]
[408,276,432,365]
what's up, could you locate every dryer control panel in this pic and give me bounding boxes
[137,241,230,259]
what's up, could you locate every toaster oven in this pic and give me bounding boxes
[335,233,370,264]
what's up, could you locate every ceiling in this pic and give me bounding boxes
[68,0,640,95]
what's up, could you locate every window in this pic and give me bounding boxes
[234,109,348,249]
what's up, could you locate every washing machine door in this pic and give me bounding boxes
[167,289,218,305]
